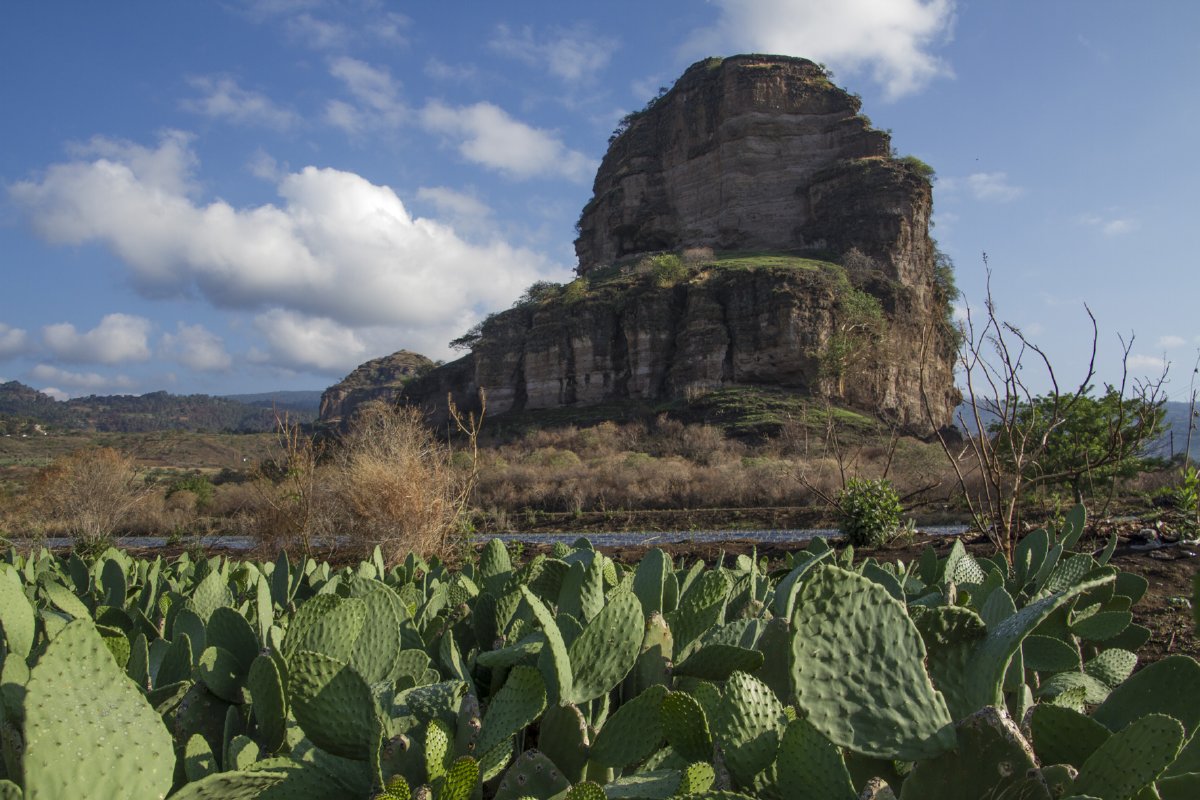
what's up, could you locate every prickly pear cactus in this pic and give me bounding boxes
[24,619,175,799]
[791,565,954,761]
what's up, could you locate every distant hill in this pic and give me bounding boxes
[953,398,1199,463]
[0,381,319,434]
[221,390,322,414]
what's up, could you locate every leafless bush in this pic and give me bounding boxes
[325,398,482,562]
[24,446,149,549]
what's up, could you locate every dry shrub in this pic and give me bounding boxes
[23,446,148,549]
[328,402,470,561]
[682,246,714,264]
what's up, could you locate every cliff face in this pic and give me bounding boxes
[575,55,891,274]
[401,262,958,431]
[318,350,433,425]
[325,54,960,432]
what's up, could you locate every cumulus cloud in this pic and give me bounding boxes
[42,314,152,364]
[683,0,956,99]
[965,172,1023,202]
[421,101,595,183]
[251,310,369,373]
[0,324,31,359]
[10,134,567,371]
[30,364,135,394]
[325,57,406,133]
[1079,214,1139,236]
[488,23,618,83]
[416,186,493,234]
[182,76,298,129]
[1157,335,1187,349]
[160,323,233,371]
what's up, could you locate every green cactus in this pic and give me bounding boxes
[773,717,855,800]
[493,749,570,800]
[567,588,643,705]
[246,654,287,753]
[1028,703,1112,769]
[289,650,382,760]
[667,571,731,656]
[660,691,712,763]
[185,732,219,781]
[424,718,453,784]
[791,565,954,761]
[589,683,668,768]
[710,671,787,788]
[633,548,671,617]
[538,703,590,783]
[23,619,175,799]
[913,605,986,721]
[674,644,764,682]
[1022,635,1082,674]
[1092,655,1200,736]
[1071,713,1185,800]
[520,587,573,706]
[898,706,1045,800]
[206,606,261,671]
[0,567,34,660]
[478,665,547,755]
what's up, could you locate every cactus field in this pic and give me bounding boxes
[0,506,1197,799]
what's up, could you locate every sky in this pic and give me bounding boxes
[1,1,1198,401]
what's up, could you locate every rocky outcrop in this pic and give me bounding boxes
[575,55,891,273]
[324,54,960,432]
[318,350,433,425]
[401,263,959,430]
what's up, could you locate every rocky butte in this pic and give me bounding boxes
[321,54,960,432]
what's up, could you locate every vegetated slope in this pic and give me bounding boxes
[0,381,317,433]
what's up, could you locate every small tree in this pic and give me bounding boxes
[991,386,1165,504]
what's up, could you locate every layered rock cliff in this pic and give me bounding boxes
[323,54,960,432]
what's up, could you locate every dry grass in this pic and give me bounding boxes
[326,402,470,562]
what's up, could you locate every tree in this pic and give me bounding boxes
[990,386,1166,504]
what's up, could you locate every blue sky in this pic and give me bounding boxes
[1,1,1197,400]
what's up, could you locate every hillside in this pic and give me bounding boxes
[0,381,319,434]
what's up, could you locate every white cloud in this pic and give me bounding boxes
[1157,335,1187,349]
[40,387,69,402]
[965,172,1023,202]
[488,23,617,83]
[30,364,135,394]
[1128,354,1168,373]
[425,58,477,82]
[683,0,956,100]
[42,314,152,364]
[372,12,411,46]
[325,57,405,133]
[0,324,31,359]
[1079,214,1139,236]
[416,186,493,232]
[251,310,368,373]
[182,76,298,129]
[10,134,568,371]
[420,101,595,183]
[161,323,233,371]
[286,13,348,50]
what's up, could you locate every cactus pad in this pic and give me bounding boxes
[660,691,712,763]
[479,665,547,755]
[589,683,668,768]
[1028,703,1112,768]
[791,565,954,761]
[289,649,381,760]
[567,588,643,704]
[1092,655,1200,736]
[23,619,174,799]
[494,749,570,800]
[1072,713,1185,800]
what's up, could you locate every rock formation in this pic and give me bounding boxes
[318,350,434,425]
[322,54,960,432]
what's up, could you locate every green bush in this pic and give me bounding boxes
[836,477,903,546]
